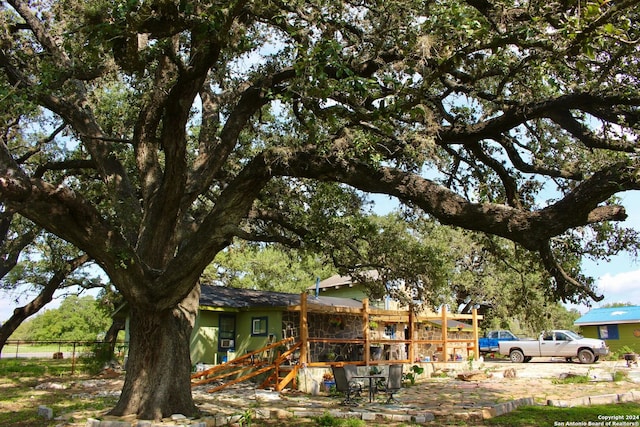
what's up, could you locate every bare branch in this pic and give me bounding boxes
[539,243,604,302]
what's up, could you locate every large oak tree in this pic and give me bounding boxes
[1,0,638,420]
[0,209,103,349]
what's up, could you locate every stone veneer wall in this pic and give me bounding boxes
[308,312,364,362]
[282,311,300,341]
[281,311,365,362]
[280,312,474,362]
[414,325,474,361]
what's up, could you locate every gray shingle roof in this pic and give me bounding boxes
[199,285,362,310]
[308,270,380,290]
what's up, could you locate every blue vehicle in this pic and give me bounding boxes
[479,330,519,354]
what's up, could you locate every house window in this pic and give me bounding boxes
[219,315,236,350]
[384,324,396,338]
[598,325,619,340]
[252,317,268,336]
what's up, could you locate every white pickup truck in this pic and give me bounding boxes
[498,330,609,364]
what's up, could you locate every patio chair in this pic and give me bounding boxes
[343,365,363,398]
[331,366,362,406]
[377,364,403,404]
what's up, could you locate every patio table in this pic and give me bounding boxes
[353,374,386,403]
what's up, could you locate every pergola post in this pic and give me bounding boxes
[441,305,448,362]
[408,309,415,362]
[300,292,308,364]
[472,306,479,359]
[363,298,370,365]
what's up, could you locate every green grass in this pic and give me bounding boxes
[0,358,118,427]
[551,374,590,384]
[250,411,421,426]
[2,342,96,357]
[315,412,367,426]
[2,359,638,427]
[485,403,640,427]
[613,370,629,382]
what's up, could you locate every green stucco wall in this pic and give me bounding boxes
[189,308,284,365]
[235,309,283,355]
[579,323,640,354]
[316,287,363,300]
[190,310,220,364]
[316,284,386,309]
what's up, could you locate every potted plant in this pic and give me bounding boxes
[369,366,382,375]
[322,372,335,392]
[329,317,343,328]
[403,365,425,385]
[369,320,378,330]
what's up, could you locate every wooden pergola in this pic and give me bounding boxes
[192,292,483,393]
[291,293,482,366]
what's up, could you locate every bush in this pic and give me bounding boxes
[613,370,629,382]
[78,342,117,375]
[403,364,424,385]
[611,345,636,360]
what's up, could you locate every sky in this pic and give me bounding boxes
[572,191,640,312]
[368,190,640,314]
[1,192,639,323]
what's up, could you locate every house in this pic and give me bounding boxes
[191,285,481,368]
[574,306,640,354]
[309,273,481,361]
[191,285,363,365]
[120,278,481,369]
[309,271,405,311]
[427,319,474,333]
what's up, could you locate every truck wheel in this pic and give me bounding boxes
[577,349,595,364]
[509,349,525,363]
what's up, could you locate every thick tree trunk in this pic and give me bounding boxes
[109,286,200,420]
[101,317,126,361]
[0,254,89,351]
[0,278,59,350]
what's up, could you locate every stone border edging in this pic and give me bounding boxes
[547,390,640,408]
[84,390,640,426]
[481,390,640,421]
[482,397,535,419]
[86,409,438,427]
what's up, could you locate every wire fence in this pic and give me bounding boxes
[1,340,129,361]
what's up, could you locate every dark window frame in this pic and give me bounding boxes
[598,324,619,340]
[219,314,236,351]
[252,316,268,336]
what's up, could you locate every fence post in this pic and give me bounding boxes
[71,342,77,375]
[15,340,19,359]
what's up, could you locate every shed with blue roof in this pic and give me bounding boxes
[575,306,640,353]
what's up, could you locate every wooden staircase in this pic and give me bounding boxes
[191,338,301,393]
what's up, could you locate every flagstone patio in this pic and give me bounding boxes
[185,360,640,426]
[82,359,640,426]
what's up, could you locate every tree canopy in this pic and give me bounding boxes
[1,0,639,419]
[0,212,103,348]
[11,295,111,342]
[202,241,335,292]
